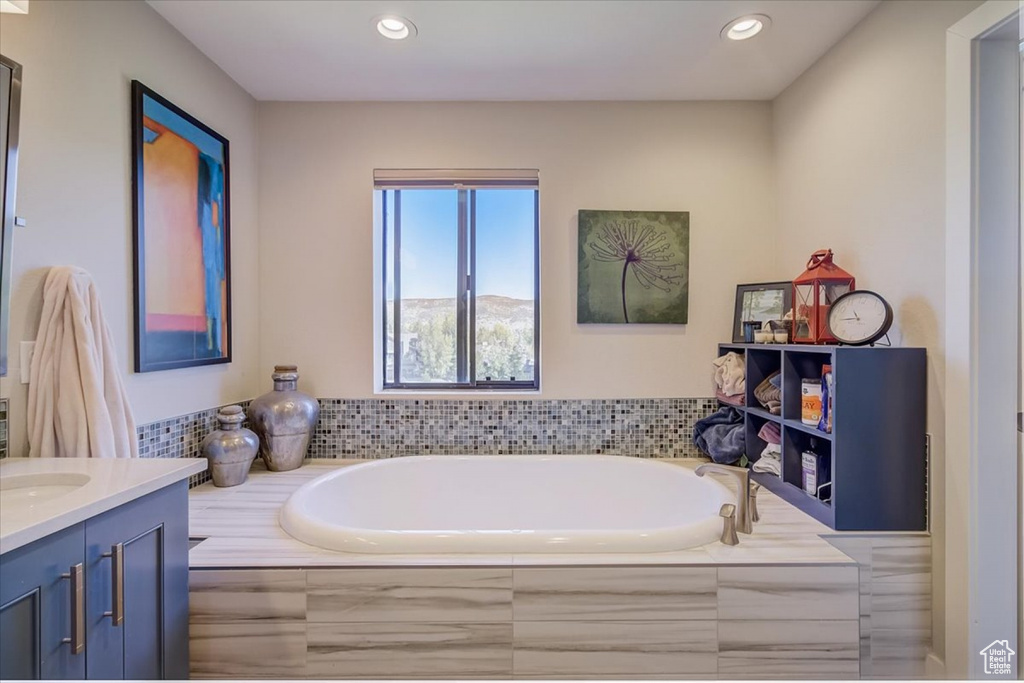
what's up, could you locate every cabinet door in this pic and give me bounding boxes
[0,524,86,680]
[84,482,189,680]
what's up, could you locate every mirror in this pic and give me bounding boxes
[0,54,22,378]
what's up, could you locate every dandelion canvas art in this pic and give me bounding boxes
[577,210,690,324]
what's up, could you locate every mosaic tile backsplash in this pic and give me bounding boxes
[130,397,717,486]
[306,398,718,459]
[0,399,8,459]
[137,400,251,488]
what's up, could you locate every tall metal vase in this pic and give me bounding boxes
[247,365,320,472]
[201,405,259,487]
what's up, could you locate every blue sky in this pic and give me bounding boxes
[394,189,535,300]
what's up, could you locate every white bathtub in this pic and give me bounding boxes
[279,455,733,554]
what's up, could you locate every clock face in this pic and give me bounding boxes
[827,291,893,345]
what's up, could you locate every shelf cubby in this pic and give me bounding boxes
[716,342,927,531]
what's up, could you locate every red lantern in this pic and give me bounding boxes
[792,249,855,344]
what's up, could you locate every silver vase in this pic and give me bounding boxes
[201,405,259,487]
[247,365,320,472]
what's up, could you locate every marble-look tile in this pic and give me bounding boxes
[513,676,716,680]
[307,568,512,623]
[513,620,717,677]
[717,566,859,621]
[189,621,307,679]
[306,622,513,679]
[704,534,855,564]
[510,548,715,566]
[513,567,717,621]
[717,619,860,680]
[189,569,306,622]
[190,535,515,569]
[870,538,931,582]
[189,460,856,569]
[870,580,931,631]
[823,536,874,565]
[869,628,930,679]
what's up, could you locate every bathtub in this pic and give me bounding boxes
[279,455,733,554]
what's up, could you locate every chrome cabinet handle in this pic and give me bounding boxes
[60,563,85,654]
[101,543,124,626]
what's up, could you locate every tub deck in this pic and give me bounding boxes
[188,458,853,568]
[187,458,931,679]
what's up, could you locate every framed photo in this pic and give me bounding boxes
[131,81,231,372]
[732,281,792,343]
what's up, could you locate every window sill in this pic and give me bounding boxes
[375,388,541,397]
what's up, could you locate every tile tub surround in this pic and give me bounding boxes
[306,397,719,459]
[188,460,853,568]
[189,566,861,680]
[133,397,716,487]
[0,398,7,459]
[187,460,931,679]
[825,535,933,680]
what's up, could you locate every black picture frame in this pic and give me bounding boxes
[131,80,232,373]
[732,281,792,343]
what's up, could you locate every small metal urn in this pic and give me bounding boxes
[201,405,259,487]
[247,365,320,472]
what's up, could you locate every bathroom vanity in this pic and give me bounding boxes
[0,457,206,680]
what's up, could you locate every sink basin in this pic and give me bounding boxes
[0,472,91,511]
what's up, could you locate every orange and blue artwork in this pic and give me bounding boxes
[131,81,231,372]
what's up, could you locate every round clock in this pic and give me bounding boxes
[827,290,893,346]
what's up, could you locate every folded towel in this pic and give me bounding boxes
[754,371,782,414]
[693,407,745,465]
[757,421,782,445]
[712,352,745,398]
[27,267,138,458]
[752,456,781,476]
[716,389,745,407]
[752,443,782,475]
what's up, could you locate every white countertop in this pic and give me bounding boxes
[1,457,207,555]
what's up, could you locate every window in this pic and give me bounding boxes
[377,170,539,390]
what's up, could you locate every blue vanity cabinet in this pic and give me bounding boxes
[0,524,87,680]
[0,480,190,680]
[84,481,190,680]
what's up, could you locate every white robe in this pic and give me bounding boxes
[27,267,138,458]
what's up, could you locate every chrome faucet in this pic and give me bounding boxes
[695,463,753,534]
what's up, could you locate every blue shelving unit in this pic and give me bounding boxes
[716,342,927,531]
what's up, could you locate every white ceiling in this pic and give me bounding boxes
[147,0,880,102]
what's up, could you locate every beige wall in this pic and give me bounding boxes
[771,0,983,671]
[257,101,777,399]
[0,0,261,457]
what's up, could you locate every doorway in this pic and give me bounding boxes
[946,0,1021,678]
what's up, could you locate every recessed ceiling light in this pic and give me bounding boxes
[0,0,29,13]
[721,14,771,41]
[374,14,417,40]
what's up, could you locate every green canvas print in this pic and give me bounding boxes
[577,210,690,324]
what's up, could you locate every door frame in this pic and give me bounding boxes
[945,1,1021,678]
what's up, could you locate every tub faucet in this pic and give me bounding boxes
[718,504,740,545]
[695,463,752,534]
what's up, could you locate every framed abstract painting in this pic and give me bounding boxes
[131,81,231,372]
[577,209,690,324]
